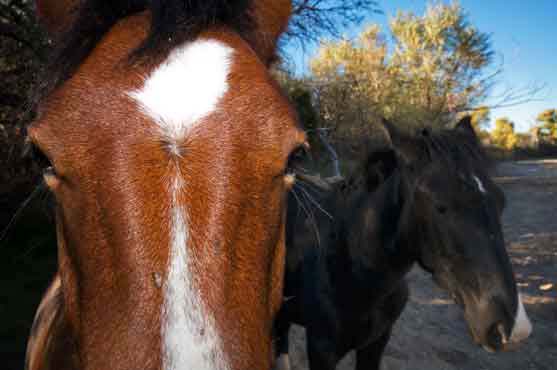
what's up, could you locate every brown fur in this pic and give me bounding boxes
[249,0,292,64]
[25,276,77,370]
[27,2,299,370]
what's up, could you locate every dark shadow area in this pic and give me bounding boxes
[0,194,57,370]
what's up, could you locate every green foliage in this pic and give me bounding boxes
[469,106,490,132]
[491,117,518,150]
[307,1,494,135]
[274,68,323,151]
[537,109,557,124]
[536,109,557,141]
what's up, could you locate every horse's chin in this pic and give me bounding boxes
[464,312,515,353]
[462,305,492,351]
[481,345,497,353]
[465,323,501,352]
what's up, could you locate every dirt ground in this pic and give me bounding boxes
[286,160,557,370]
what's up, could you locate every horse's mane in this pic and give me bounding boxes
[32,0,254,107]
[416,127,492,173]
[336,145,401,202]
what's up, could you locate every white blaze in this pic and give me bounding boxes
[473,175,487,194]
[509,294,533,343]
[129,39,233,370]
[129,39,232,144]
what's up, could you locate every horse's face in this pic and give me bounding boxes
[28,10,302,370]
[408,120,532,352]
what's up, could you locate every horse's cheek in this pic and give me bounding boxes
[270,233,286,320]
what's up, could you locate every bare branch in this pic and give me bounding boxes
[286,0,380,48]
[478,83,548,111]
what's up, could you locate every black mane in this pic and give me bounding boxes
[33,0,254,107]
[412,127,492,174]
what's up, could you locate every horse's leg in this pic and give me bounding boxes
[306,329,340,370]
[356,281,409,370]
[355,329,392,370]
[25,274,76,370]
[274,308,292,370]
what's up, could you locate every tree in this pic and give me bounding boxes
[536,109,557,141]
[491,117,518,150]
[308,25,389,136]
[388,2,493,117]
[307,1,495,136]
[0,0,48,58]
[275,69,319,132]
[469,106,490,132]
[1,0,49,187]
[288,0,379,47]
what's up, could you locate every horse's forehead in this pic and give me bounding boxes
[128,38,234,143]
[123,35,294,145]
[421,163,489,195]
[36,27,294,150]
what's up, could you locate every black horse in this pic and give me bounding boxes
[275,117,532,370]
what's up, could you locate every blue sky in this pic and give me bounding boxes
[285,0,556,132]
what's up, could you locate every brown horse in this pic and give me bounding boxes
[25,1,304,370]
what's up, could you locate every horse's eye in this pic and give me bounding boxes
[287,144,310,172]
[43,166,56,177]
[24,138,58,182]
[436,204,448,214]
[24,139,50,167]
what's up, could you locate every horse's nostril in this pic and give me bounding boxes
[486,322,506,352]
[451,292,464,306]
[497,322,509,344]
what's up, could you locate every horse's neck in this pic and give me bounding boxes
[331,186,415,304]
[393,168,431,271]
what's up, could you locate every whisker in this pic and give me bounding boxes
[291,187,321,247]
[296,182,333,220]
[296,185,322,247]
[0,180,48,243]
[295,176,325,196]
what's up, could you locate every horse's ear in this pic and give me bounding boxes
[420,127,432,137]
[36,0,82,37]
[455,115,476,137]
[380,118,417,163]
[36,0,291,63]
[365,149,400,191]
[381,118,399,147]
[250,0,292,65]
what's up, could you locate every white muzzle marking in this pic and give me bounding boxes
[509,294,533,343]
